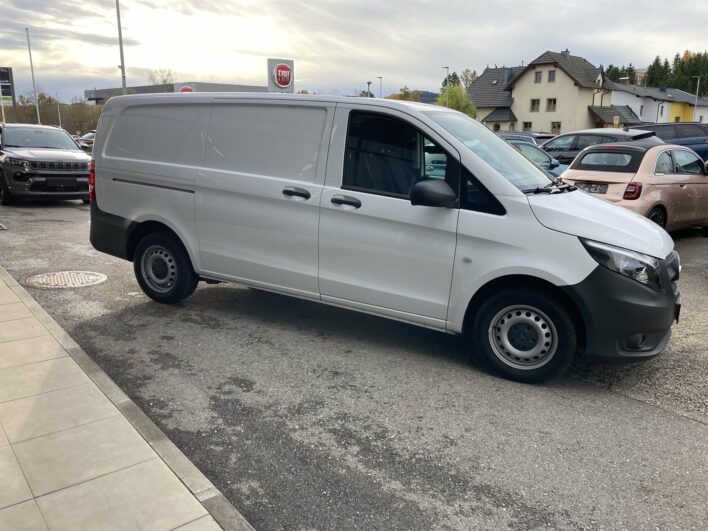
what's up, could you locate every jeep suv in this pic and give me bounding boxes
[0,123,91,205]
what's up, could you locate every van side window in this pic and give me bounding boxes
[106,104,209,166]
[461,166,506,215]
[344,112,458,198]
[655,152,674,174]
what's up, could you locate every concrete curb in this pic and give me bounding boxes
[0,265,254,531]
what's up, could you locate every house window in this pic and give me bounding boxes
[530,99,540,112]
[640,105,644,117]
[509,123,515,131]
[493,123,501,132]
[659,105,664,117]
[534,71,542,83]
[548,70,556,82]
[700,115,704,123]
[551,121,561,134]
[546,98,557,112]
[523,122,532,132]
[674,116,680,122]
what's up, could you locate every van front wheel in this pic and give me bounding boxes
[133,232,198,304]
[471,289,576,383]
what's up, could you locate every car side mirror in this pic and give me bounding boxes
[549,158,560,169]
[410,179,458,208]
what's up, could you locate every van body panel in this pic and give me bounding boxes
[528,190,674,258]
[447,196,597,332]
[194,101,335,295]
[319,105,459,321]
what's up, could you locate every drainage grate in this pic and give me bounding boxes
[25,271,107,289]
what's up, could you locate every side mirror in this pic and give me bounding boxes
[410,179,458,208]
[549,158,560,169]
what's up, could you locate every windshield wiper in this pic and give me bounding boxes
[522,187,557,194]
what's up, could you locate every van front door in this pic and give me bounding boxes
[195,102,334,298]
[318,108,459,328]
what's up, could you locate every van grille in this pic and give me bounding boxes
[29,161,88,172]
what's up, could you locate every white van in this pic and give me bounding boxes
[89,94,681,382]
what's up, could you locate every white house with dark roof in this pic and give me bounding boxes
[468,66,524,131]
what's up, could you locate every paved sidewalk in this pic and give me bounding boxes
[0,266,252,531]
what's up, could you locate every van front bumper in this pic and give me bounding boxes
[562,251,681,361]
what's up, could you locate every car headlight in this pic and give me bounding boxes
[581,239,662,290]
[6,157,29,168]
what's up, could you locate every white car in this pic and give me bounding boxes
[89,93,681,382]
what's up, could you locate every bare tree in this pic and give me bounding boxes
[148,69,177,92]
[460,68,478,92]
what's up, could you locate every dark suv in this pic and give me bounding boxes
[0,123,91,205]
[541,128,662,164]
[634,122,708,161]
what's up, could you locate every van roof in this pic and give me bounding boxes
[102,92,456,114]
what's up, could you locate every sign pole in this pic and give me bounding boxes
[1,96,5,123]
[56,93,62,128]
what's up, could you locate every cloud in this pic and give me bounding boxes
[1,0,706,101]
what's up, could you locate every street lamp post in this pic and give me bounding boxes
[693,76,701,122]
[376,76,382,98]
[442,66,450,107]
[116,0,127,95]
[25,27,40,124]
[366,81,372,97]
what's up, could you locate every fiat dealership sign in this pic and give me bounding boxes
[267,58,294,93]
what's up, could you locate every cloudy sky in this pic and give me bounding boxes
[1,0,707,102]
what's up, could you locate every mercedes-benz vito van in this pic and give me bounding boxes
[89,94,681,383]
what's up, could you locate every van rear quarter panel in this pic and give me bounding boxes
[94,102,211,270]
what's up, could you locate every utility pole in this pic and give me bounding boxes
[25,27,40,124]
[442,66,450,107]
[116,0,127,94]
[376,76,382,98]
[56,93,62,128]
[693,76,701,122]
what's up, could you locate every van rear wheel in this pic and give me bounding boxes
[470,289,576,383]
[133,232,198,304]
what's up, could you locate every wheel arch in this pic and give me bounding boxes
[126,220,198,272]
[461,274,586,352]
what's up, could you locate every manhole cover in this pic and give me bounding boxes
[25,271,107,289]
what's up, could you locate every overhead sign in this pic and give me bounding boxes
[0,67,16,108]
[267,58,294,93]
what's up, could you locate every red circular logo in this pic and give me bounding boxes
[179,86,193,93]
[272,63,293,88]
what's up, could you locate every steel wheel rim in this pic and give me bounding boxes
[488,305,558,370]
[141,245,177,294]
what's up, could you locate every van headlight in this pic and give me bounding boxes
[6,158,29,168]
[581,239,662,290]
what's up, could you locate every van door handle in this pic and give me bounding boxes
[331,195,362,208]
[282,186,311,199]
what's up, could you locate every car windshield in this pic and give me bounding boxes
[424,111,553,190]
[3,127,79,150]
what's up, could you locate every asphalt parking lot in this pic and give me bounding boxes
[1,201,707,530]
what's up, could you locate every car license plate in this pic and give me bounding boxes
[576,182,608,194]
[52,178,77,188]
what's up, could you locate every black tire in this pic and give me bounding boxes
[470,288,577,383]
[648,207,666,228]
[133,232,199,304]
[701,225,708,237]
[0,176,16,206]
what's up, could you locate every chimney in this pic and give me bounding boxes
[502,67,513,85]
[561,49,570,58]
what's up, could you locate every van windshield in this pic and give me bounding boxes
[424,111,554,190]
